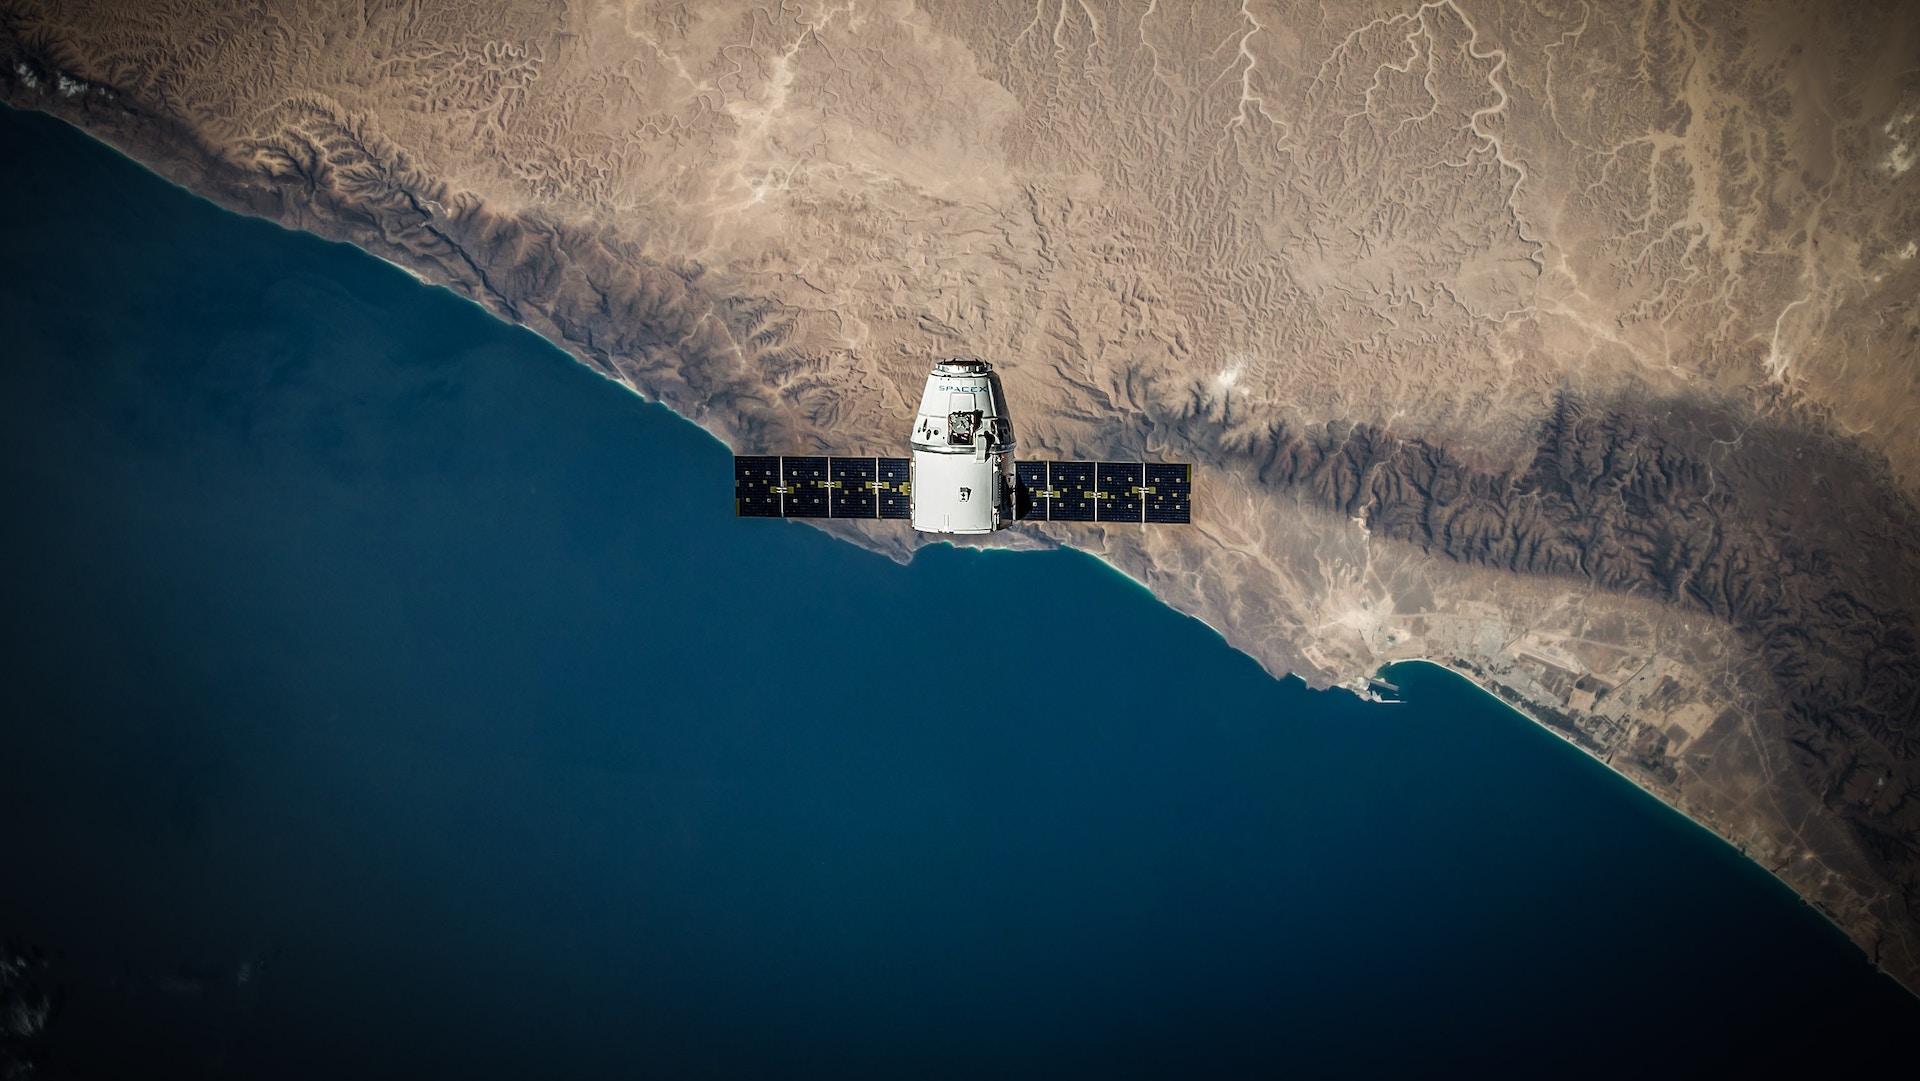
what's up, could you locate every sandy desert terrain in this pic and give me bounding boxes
[4,0,1919,991]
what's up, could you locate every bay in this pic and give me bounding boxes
[1,104,1913,1079]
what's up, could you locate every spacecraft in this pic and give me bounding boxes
[734,358,1192,532]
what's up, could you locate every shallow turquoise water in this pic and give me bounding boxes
[1,104,1914,1078]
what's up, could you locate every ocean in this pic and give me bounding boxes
[1,103,1914,1079]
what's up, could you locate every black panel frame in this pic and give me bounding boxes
[1096,462,1145,523]
[735,455,782,518]
[1144,463,1192,524]
[1015,460,1050,521]
[1047,461,1097,521]
[829,456,878,519]
[782,456,830,518]
[877,457,912,520]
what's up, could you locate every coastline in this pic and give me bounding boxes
[1388,655,1911,991]
[1,79,1914,996]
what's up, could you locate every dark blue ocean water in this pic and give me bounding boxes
[1,105,1914,1079]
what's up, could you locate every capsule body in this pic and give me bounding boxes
[909,358,1017,534]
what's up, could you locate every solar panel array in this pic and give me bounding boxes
[1013,461,1191,524]
[735,456,911,520]
[1142,463,1193,523]
[1045,460,1097,521]
[733,456,781,518]
[876,458,912,519]
[782,455,829,518]
[830,456,876,519]
[735,456,1191,524]
[1014,460,1049,520]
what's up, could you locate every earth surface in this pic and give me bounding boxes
[4,0,1918,992]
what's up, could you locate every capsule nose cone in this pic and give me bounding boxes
[933,357,992,376]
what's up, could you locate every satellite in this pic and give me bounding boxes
[735,358,1192,533]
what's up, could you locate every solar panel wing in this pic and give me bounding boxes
[1015,460,1050,521]
[782,456,830,518]
[1048,461,1097,521]
[830,456,878,519]
[735,456,782,517]
[877,457,912,520]
[1144,463,1192,523]
[1097,462,1145,522]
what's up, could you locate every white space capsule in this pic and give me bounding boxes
[909,358,1016,534]
[731,360,1192,527]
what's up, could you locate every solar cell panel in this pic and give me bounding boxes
[734,456,782,517]
[829,456,878,519]
[1144,463,1192,523]
[741,455,1190,526]
[877,457,912,520]
[1048,461,1097,521]
[782,456,830,518]
[1015,460,1050,521]
[1097,462,1145,522]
